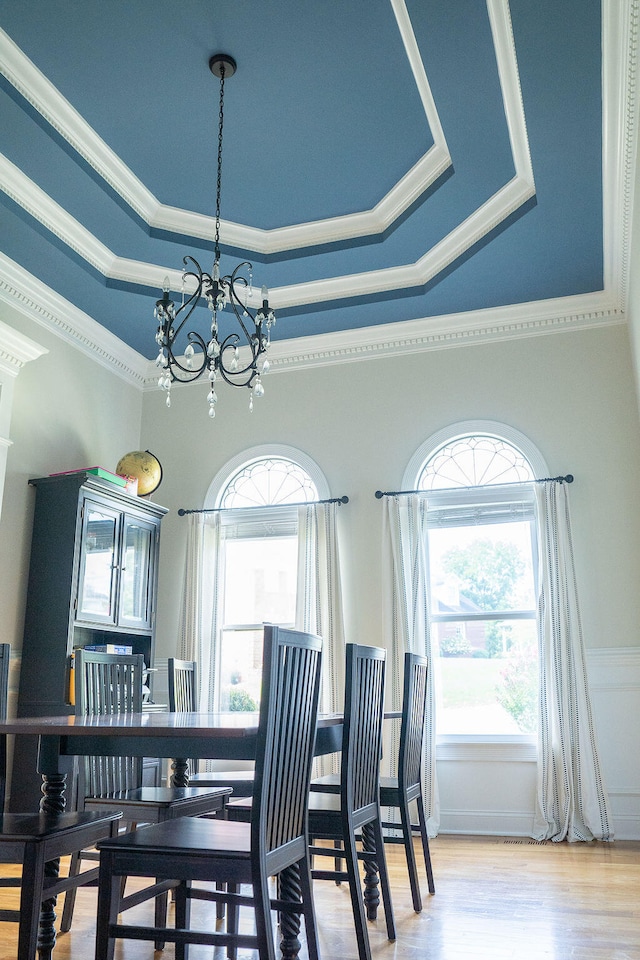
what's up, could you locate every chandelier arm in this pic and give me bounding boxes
[217,332,262,382]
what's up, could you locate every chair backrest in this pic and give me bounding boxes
[167,658,199,776]
[0,644,9,723]
[74,649,145,796]
[341,643,386,825]
[398,652,429,795]
[167,658,198,712]
[0,644,10,810]
[251,625,322,871]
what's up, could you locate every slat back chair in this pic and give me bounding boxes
[380,652,435,909]
[94,625,323,960]
[77,651,145,797]
[0,643,9,808]
[167,657,255,797]
[0,643,122,960]
[307,643,396,960]
[62,649,230,942]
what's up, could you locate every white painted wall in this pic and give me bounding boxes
[142,322,640,838]
[1,301,639,837]
[0,300,143,720]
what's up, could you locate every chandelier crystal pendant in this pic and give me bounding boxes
[154,54,276,419]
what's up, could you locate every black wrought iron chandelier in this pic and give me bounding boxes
[154,54,275,418]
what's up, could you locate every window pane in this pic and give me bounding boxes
[429,520,535,614]
[223,536,298,625]
[434,619,538,734]
[219,628,263,711]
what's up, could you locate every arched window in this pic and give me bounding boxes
[407,423,546,738]
[207,447,323,710]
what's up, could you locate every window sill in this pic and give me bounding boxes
[436,734,537,762]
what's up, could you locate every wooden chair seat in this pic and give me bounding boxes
[0,808,121,960]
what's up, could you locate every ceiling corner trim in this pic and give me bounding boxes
[0,253,148,386]
[601,0,638,308]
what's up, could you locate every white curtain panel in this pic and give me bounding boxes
[382,495,439,837]
[178,512,222,715]
[296,501,346,777]
[534,481,613,841]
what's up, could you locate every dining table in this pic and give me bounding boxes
[0,709,353,960]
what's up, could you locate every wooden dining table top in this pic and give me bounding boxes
[0,710,346,762]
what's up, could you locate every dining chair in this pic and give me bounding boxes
[167,657,255,797]
[93,624,323,960]
[306,644,395,960]
[309,650,435,911]
[60,649,231,941]
[379,651,435,909]
[0,643,123,960]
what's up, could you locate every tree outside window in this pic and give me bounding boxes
[418,435,539,736]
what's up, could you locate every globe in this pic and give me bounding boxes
[116,450,163,496]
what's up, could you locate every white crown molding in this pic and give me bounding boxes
[142,288,625,389]
[601,0,638,307]
[0,0,530,277]
[0,316,47,376]
[0,254,148,385]
[0,8,452,254]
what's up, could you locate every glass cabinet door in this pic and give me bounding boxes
[119,515,155,628]
[76,504,119,622]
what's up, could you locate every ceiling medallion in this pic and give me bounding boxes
[154,54,275,418]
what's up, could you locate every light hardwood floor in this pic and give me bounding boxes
[1,835,639,960]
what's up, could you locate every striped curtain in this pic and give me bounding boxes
[179,512,223,715]
[534,481,613,841]
[296,501,346,777]
[382,494,439,837]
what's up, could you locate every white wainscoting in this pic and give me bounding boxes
[155,648,640,840]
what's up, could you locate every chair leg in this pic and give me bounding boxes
[298,858,320,960]
[253,873,277,960]
[371,817,396,942]
[227,882,239,960]
[94,850,120,960]
[59,849,82,933]
[416,794,435,895]
[174,880,192,960]
[343,828,373,960]
[17,843,47,960]
[399,794,424,911]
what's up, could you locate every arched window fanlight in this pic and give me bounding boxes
[417,435,535,490]
[219,457,318,509]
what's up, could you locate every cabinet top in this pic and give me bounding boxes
[29,472,169,517]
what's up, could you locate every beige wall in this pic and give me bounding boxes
[2,307,639,835]
[141,323,640,664]
[0,301,143,689]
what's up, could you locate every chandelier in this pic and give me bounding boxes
[154,54,276,418]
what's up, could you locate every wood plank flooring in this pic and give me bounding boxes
[1,835,639,960]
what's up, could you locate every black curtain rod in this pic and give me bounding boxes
[178,495,349,516]
[374,474,573,499]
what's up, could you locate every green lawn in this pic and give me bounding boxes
[439,657,505,708]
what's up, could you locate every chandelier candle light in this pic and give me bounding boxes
[154,54,276,418]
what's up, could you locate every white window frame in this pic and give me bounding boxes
[404,421,549,761]
[205,446,328,709]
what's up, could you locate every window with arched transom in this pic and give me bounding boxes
[206,447,325,710]
[406,423,547,738]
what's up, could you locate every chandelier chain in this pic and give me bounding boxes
[214,63,225,262]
